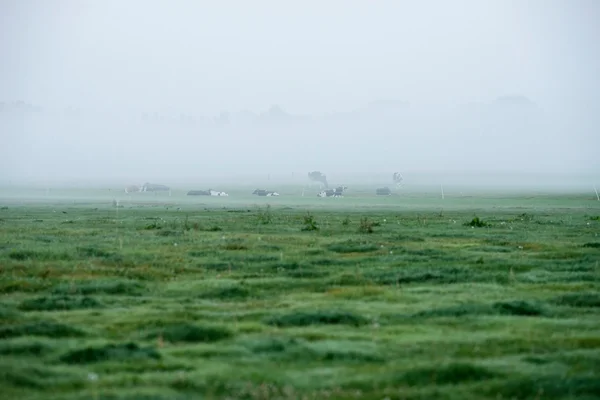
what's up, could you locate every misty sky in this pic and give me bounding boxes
[1,0,599,183]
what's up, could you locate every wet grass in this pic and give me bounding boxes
[0,190,598,399]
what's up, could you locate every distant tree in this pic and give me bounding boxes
[308,171,328,188]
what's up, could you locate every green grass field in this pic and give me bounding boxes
[1,186,599,399]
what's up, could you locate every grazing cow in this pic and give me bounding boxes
[393,172,404,187]
[125,185,141,194]
[141,183,170,192]
[317,185,347,198]
[376,187,392,196]
[253,189,280,197]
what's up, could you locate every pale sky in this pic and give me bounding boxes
[1,0,599,183]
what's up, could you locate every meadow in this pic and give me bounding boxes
[0,185,599,400]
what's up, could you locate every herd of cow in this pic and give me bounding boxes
[124,173,404,198]
[124,184,398,198]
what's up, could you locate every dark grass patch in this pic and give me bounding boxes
[308,257,356,267]
[582,242,600,248]
[60,342,160,364]
[8,249,72,261]
[156,230,181,237]
[272,261,302,270]
[302,340,384,363]
[492,300,547,316]
[52,279,145,296]
[188,250,218,258]
[246,336,303,354]
[76,247,136,266]
[33,235,58,243]
[0,321,85,339]
[222,240,248,251]
[81,393,190,400]
[0,340,54,356]
[411,300,548,318]
[0,278,50,294]
[308,258,336,266]
[398,362,500,386]
[203,226,223,232]
[487,375,600,399]
[328,273,370,286]
[199,285,253,301]
[464,217,491,227]
[475,246,513,253]
[327,240,379,253]
[245,336,383,363]
[0,362,80,390]
[364,266,501,286]
[244,254,279,263]
[199,262,231,271]
[18,295,103,311]
[389,234,426,242]
[146,323,233,343]
[265,310,369,327]
[412,303,495,318]
[76,246,114,258]
[552,292,600,308]
[0,304,22,321]
[283,269,329,278]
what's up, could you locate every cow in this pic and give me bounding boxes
[187,190,210,196]
[376,187,392,196]
[209,189,229,196]
[253,189,280,196]
[141,183,170,192]
[393,172,404,188]
[317,185,347,198]
[187,189,228,196]
[125,185,141,194]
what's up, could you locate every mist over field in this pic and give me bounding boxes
[1,0,599,189]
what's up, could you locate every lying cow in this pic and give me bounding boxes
[209,189,229,197]
[125,185,141,194]
[253,189,280,197]
[141,183,170,192]
[376,187,392,196]
[187,189,229,196]
[187,190,210,196]
[317,185,347,198]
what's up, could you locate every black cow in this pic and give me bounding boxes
[317,185,347,198]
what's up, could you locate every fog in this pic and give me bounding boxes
[1,0,599,188]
